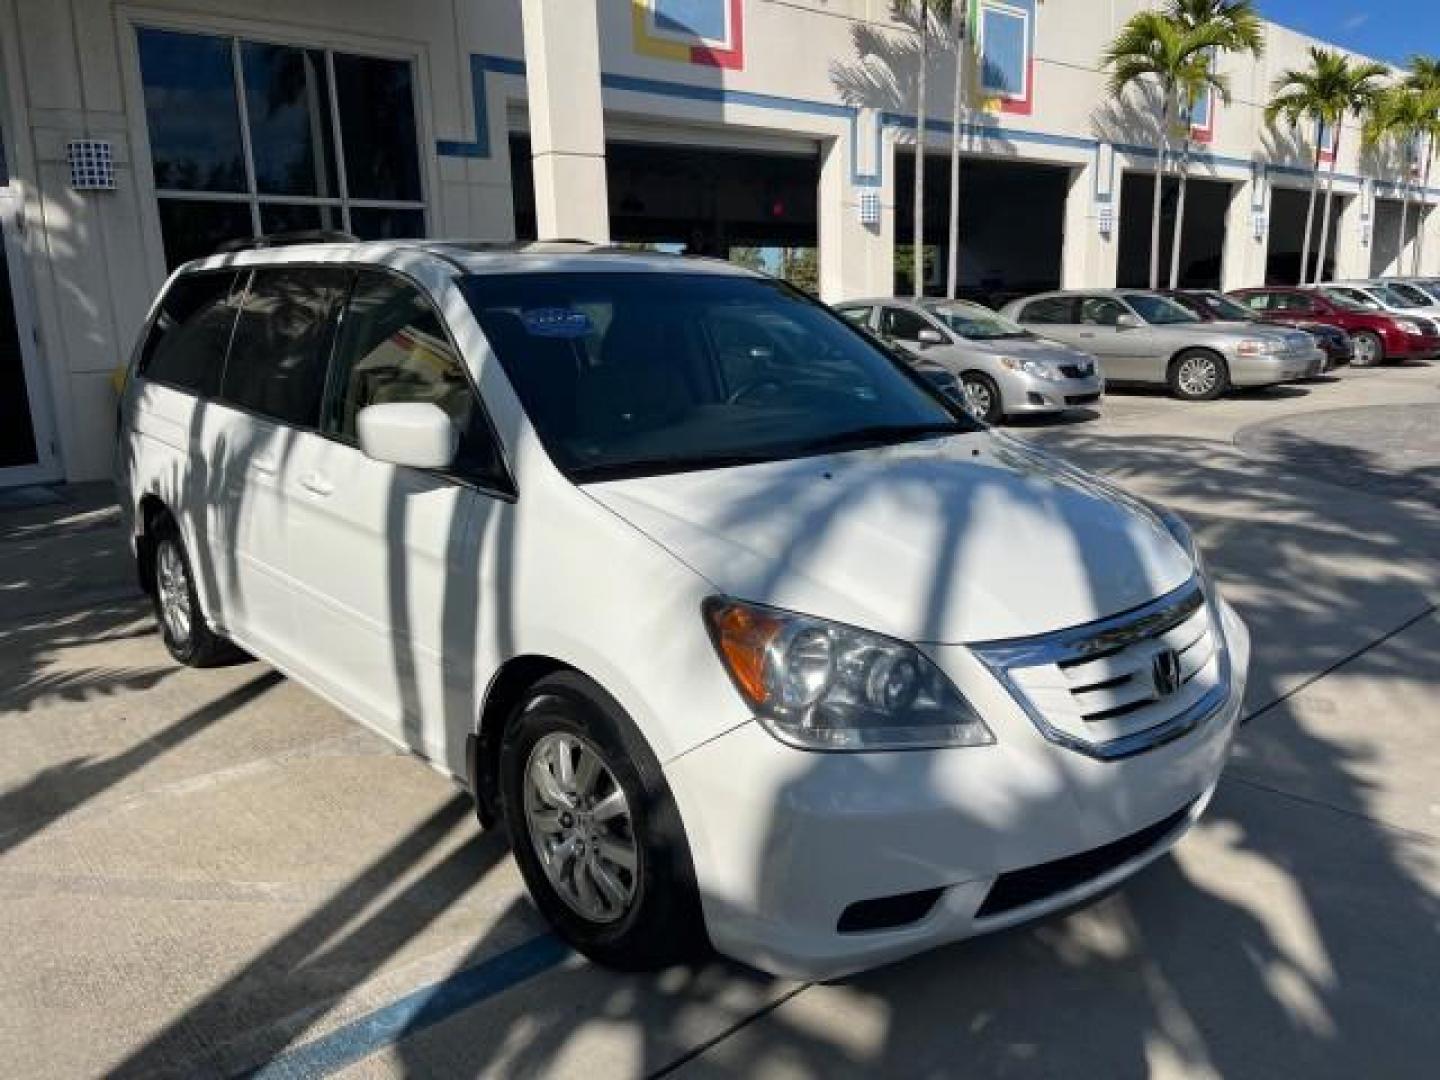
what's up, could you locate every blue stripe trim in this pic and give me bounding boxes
[244,934,572,1079]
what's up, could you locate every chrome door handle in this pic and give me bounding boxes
[299,473,334,497]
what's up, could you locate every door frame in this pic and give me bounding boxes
[0,190,61,486]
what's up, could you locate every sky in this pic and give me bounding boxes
[1257,0,1440,64]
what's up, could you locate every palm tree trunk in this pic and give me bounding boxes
[1168,139,1190,289]
[945,3,964,299]
[913,0,929,298]
[1315,131,1341,285]
[1397,178,1411,276]
[1299,140,1320,286]
[1416,151,1434,275]
[1150,97,1172,290]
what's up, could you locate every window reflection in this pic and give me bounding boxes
[241,43,339,198]
[137,29,246,193]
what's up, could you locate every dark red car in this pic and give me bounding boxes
[1228,286,1439,367]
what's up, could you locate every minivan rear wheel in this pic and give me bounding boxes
[1168,349,1228,401]
[150,519,242,667]
[499,672,707,970]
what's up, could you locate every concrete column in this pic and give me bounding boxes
[1061,161,1117,289]
[818,125,894,302]
[1220,175,1263,291]
[1333,192,1368,280]
[520,0,609,242]
[1419,202,1440,275]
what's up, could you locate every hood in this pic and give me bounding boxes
[954,336,1095,364]
[585,433,1193,644]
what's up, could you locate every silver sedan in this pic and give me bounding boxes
[998,290,1323,400]
[835,298,1105,424]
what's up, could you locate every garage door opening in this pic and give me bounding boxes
[893,152,1067,307]
[1117,173,1234,289]
[1265,186,1345,284]
[510,135,821,291]
[1370,197,1424,277]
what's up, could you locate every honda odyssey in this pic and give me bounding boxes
[116,239,1251,978]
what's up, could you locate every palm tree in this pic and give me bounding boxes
[1363,84,1431,273]
[1102,12,1231,289]
[1403,56,1440,274]
[1162,1,1265,288]
[895,1,936,298]
[1266,48,1387,285]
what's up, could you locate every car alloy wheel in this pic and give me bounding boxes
[1176,354,1220,398]
[961,373,1002,423]
[523,731,639,924]
[1352,331,1382,367]
[155,540,193,648]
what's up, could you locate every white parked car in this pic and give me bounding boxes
[116,239,1250,979]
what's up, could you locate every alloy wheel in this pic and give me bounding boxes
[963,378,994,421]
[1176,355,1219,398]
[523,732,639,924]
[1354,334,1381,366]
[155,541,192,646]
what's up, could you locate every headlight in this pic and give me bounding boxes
[1235,338,1284,356]
[702,598,994,751]
[998,356,1064,381]
[1395,318,1424,335]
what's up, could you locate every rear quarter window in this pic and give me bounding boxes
[1016,296,1075,324]
[138,271,244,396]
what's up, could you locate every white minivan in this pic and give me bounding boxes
[116,239,1250,979]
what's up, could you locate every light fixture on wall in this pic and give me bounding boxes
[857,190,880,226]
[66,140,116,191]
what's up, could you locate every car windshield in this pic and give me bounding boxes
[1367,284,1422,308]
[1198,293,1258,321]
[1319,288,1375,311]
[924,301,1030,340]
[1388,283,1435,306]
[461,272,975,482]
[1121,293,1199,325]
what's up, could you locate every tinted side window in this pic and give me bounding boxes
[1017,296,1075,324]
[1237,292,1269,311]
[139,271,243,395]
[1079,297,1128,326]
[325,270,506,486]
[221,267,348,426]
[837,306,872,327]
[880,307,934,341]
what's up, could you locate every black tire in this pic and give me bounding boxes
[1350,330,1384,368]
[961,372,1004,424]
[150,517,243,668]
[1168,349,1229,401]
[499,672,708,970]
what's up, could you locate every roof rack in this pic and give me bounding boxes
[213,230,359,254]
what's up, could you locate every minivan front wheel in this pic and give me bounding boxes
[500,673,706,970]
[1169,349,1228,401]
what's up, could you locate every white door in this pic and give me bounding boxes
[0,193,61,486]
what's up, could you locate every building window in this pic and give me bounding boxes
[136,27,427,268]
[979,3,1029,101]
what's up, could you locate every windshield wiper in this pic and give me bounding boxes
[792,422,970,455]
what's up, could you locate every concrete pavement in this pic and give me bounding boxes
[2,363,1438,1078]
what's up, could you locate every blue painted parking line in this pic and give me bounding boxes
[244,934,574,1079]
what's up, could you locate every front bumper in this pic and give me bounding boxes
[666,598,1250,979]
[1000,370,1106,415]
[1229,349,1320,386]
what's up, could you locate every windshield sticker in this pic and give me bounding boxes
[521,308,593,338]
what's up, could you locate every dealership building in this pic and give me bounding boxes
[1,0,1435,487]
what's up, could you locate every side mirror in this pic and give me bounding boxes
[917,327,946,346]
[356,402,458,470]
[1115,313,1142,330]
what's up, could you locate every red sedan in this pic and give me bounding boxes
[1229,286,1439,367]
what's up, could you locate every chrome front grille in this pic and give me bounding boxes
[971,579,1230,760]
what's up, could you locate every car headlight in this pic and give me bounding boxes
[1235,338,1284,356]
[703,598,994,751]
[1395,318,1424,335]
[998,356,1064,381]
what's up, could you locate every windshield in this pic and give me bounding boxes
[924,301,1030,340]
[1319,288,1375,311]
[1197,293,1258,321]
[1389,283,1436,307]
[1367,284,1422,308]
[461,272,974,482]
[1122,293,1200,325]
